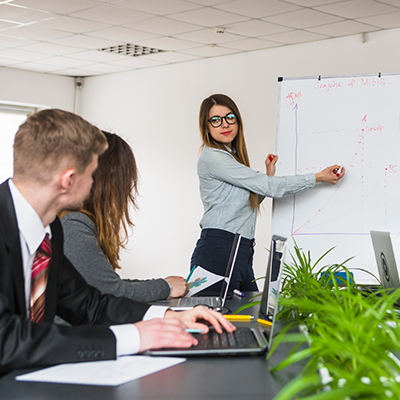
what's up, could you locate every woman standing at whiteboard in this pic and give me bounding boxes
[191,94,344,293]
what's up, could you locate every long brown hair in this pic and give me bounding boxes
[199,94,259,209]
[61,131,138,270]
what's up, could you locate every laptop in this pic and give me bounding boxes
[176,233,241,310]
[146,235,287,356]
[370,230,400,290]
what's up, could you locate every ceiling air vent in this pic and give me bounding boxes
[98,44,165,57]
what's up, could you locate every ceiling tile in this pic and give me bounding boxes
[11,0,102,14]
[1,0,400,77]
[140,51,202,62]
[115,0,201,15]
[11,61,62,72]
[185,0,233,5]
[263,29,327,44]
[67,49,132,62]
[0,25,70,40]
[18,42,79,55]
[51,34,119,50]
[0,20,19,30]
[285,0,348,5]
[35,16,111,34]
[180,45,239,57]
[108,56,165,68]
[357,11,400,28]
[0,35,37,47]
[167,7,250,27]
[378,0,400,7]
[263,8,344,29]
[37,56,94,68]
[0,57,20,66]
[123,17,200,36]
[51,67,103,76]
[0,47,49,61]
[87,26,159,43]
[70,4,153,25]
[175,28,243,44]
[137,36,200,50]
[226,19,293,37]
[0,3,56,24]
[215,0,302,18]
[222,37,281,50]
[78,62,132,74]
[307,20,380,36]
[315,0,398,19]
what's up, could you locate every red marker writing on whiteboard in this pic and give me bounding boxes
[268,155,274,162]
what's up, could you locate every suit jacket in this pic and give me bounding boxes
[0,180,150,376]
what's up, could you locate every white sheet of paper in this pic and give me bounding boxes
[16,356,186,386]
[186,266,225,297]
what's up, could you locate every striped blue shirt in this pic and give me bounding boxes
[198,146,315,239]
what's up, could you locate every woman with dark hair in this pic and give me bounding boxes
[61,131,188,302]
[191,94,345,293]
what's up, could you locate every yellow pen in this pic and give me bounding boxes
[223,315,254,321]
[257,318,273,327]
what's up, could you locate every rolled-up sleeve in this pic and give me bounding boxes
[201,149,315,198]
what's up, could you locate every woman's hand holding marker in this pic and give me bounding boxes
[265,154,278,177]
[316,165,345,184]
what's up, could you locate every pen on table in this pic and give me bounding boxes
[233,289,244,297]
[224,315,254,321]
[186,265,196,282]
[257,318,273,327]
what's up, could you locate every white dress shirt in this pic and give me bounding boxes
[8,179,168,356]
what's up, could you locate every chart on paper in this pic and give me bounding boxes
[272,74,400,282]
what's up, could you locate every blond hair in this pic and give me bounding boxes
[13,109,107,182]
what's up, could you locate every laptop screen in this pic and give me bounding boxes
[258,235,287,323]
[219,233,241,308]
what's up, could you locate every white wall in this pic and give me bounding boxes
[0,66,75,111]
[75,28,400,284]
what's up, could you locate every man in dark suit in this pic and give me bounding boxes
[0,109,234,377]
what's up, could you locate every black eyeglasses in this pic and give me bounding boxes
[208,113,237,128]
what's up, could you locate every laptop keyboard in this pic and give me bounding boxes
[193,327,258,349]
[177,297,218,307]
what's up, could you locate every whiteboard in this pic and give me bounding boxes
[271,73,400,283]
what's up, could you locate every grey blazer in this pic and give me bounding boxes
[61,212,171,302]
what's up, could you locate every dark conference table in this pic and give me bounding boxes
[0,293,304,400]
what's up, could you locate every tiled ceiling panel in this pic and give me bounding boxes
[0,0,398,77]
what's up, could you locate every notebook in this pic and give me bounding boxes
[370,230,400,291]
[146,235,287,357]
[176,233,241,310]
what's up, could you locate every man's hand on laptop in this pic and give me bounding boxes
[165,306,236,334]
[137,319,198,352]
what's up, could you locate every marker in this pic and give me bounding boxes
[185,328,205,333]
[233,289,245,297]
[336,166,343,177]
[186,265,196,282]
[257,318,273,327]
[224,315,254,321]
[268,155,274,162]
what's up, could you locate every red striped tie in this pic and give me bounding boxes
[30,234,52,323]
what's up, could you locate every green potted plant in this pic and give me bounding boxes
[269,244,400,399]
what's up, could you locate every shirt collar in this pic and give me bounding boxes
[224,145,236,154]
[9,179,51,256]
